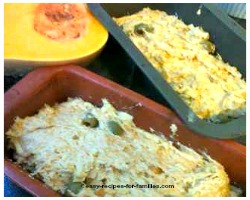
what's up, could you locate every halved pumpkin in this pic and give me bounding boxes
[4,3,108,75]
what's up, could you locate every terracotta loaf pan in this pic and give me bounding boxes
[4,65,246,196]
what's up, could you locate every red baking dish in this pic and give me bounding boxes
[4,65,246,196]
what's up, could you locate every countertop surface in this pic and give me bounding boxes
[4,13,246,197]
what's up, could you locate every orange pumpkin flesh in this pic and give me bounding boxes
[4,3,108,73]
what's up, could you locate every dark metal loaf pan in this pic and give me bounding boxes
[88,3,246,139]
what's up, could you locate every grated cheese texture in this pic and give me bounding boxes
[114,8,246,122]
[5,98,237,196]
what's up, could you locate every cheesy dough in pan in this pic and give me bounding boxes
[6,98,240,197]
[114,8,246,122]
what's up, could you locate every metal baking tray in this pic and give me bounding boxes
[4,65,246,196]
[88,3,246,139]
